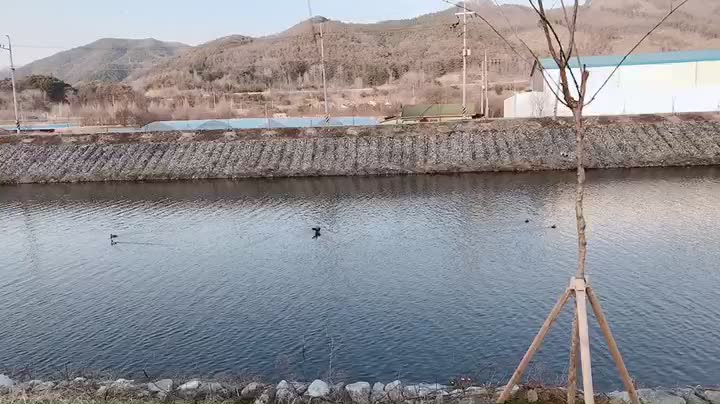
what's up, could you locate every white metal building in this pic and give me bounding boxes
[504,49,720,118]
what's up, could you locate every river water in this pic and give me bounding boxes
[1,168,720,389]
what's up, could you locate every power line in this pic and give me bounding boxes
[0,35,21,133]
[9,20,516,52]
[455,1,474,117]
[308,0,330,123]
[441,0,568,107]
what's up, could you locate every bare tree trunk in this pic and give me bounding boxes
[573,108,588,279]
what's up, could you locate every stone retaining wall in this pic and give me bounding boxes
[1,114,720,184]
[1,373,719,404]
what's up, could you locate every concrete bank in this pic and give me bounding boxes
[2,374,720,404]
[1,113,720,184]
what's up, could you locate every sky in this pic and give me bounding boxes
[1,0,531,68]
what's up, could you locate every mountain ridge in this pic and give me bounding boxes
[16,38,189,84]
[14,1,720,91]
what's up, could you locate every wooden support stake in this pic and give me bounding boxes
[587,287,640,404]
[497,287,573,403]
[574,278,595,404]
[567,303,579,404]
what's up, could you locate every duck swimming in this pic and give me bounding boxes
[312,227,321,239]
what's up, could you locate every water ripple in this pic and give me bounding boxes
[1,168,720,389]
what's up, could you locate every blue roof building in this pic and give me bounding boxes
[507,49,720,118]
[537,49,720,70]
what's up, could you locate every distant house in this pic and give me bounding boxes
[504,49,720,118]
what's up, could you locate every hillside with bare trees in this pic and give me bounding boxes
[132,0,720,94]
[16,38,188,84]
[2,0,719,125]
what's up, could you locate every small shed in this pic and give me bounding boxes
[394,104,477,123]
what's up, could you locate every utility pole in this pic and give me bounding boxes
[308,0,330,124]
[480,60,484,116]
[456,1,474,118]
[1,35,20,134]
[265,102,269,128]
[484,49,489,117]
[318,22,330,123]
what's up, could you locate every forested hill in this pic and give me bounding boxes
[16,38,188,84]
[17,0,720,91]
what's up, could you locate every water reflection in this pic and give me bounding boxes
[0,167,719,389]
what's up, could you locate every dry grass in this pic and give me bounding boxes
[0,80,514,127]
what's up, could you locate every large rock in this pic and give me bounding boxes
[704,391,720,404]
[371,382,386,402]
[346,382,372,404]
[0,375,14,392]
[242,382,265,398]
[674,389,708,404]
[276,380,297,402]
[384,380,404,401]
[421,383,448,395]
[608,390,630,404]
[96,386,109,397]
[179,380,201,391]
[687,395,709,404]
[637,389,687,404]
[464,387,489,397]
[148,379,173,398]
[148,379,173,392]
[200,382,225,396]
[26,380,44,389]
[307,380,330,397]
[109,379,134,392]
[405,384,447,399]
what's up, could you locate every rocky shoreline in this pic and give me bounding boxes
[1,373,719,404]
[2,113,720,184]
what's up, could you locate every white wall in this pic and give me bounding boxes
[505,87,720,118]
[505,60,720,118]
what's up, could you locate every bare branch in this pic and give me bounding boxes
[529,0,565,64]
[488,0,571,105]
[443,0,526,61]
[529,0,582,97]
[560,0,585,81]
[559,0,580,65]
[585,0,691,106]
[533,2,578,103]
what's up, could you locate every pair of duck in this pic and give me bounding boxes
[525,220,557,229]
